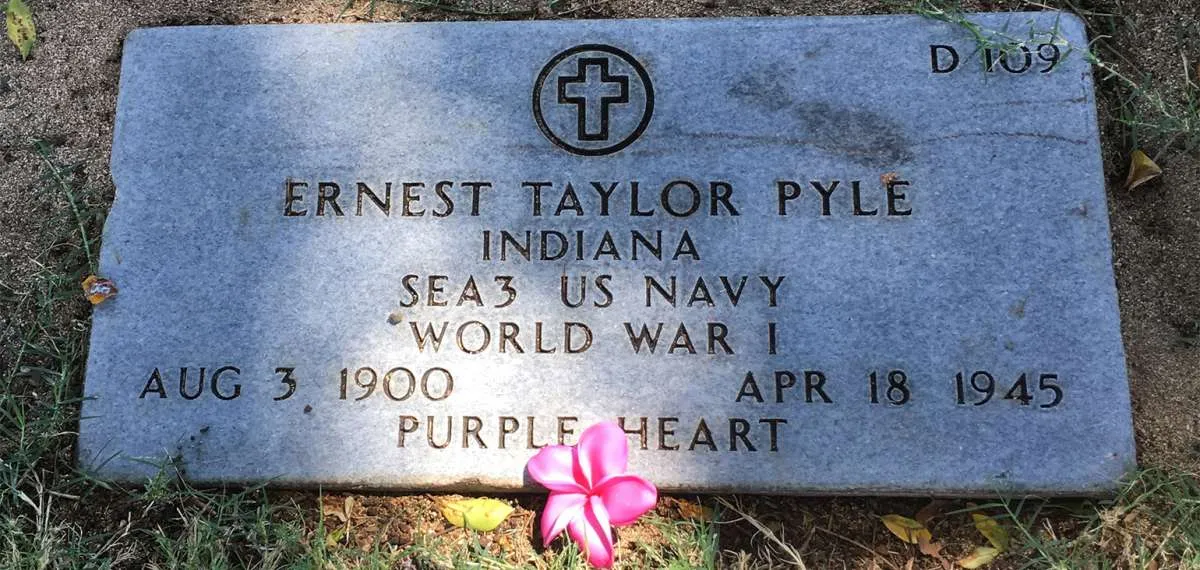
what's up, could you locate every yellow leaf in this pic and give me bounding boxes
[5,0,35,60]
[958,546,999,568]
[971,513,1009,551]
[440,498,514,532]
[1124,149,1162,190]
[440,500,467,527]
[881,514,931,544]
[324,527,345,547]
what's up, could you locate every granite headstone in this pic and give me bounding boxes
[80,13,1135,495]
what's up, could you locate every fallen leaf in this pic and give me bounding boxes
[440,498,514,532]
[1124,149,1162,190]
[881,172,899,186]
[322,504,347,522]
[881,514,932,544]
[915,499,948,526]
[957,546,999,568]
[971,513,1009,551]
[324,527,346,547]
[918,532,944,557]
[676,499,714,521]
[81,275,117,305]
[5,0,35,59]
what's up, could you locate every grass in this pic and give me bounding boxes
[1,139,102,570]
[996,469,1200,569]
[638,514,720,570]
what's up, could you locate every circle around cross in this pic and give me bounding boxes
[533,44,655,156]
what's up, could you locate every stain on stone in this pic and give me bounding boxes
[1010,298,1026,319]
[792,101,914,167]
[726,68,913,167]
[728,69,794,112]
[1073,201,1089,217]
[304,404,313,414]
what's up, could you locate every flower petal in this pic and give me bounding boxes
[594,474,658,525]
[567,496,614,568]
[575,422,628,488]
[527,445,587,493]
[540,492,586,546]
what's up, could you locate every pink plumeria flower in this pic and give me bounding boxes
[526,421,658,568]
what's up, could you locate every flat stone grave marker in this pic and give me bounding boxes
[80,13,1135,495]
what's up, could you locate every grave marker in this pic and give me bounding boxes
[80,13,1135,494]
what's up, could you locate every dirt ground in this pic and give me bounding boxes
[1,0,1198,568]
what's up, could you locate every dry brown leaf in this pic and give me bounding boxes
[915,499,948,525]
[918,532,944,558]
[676,499,714,522]
[321,496,351,523]
[81,275,117,305]
[958,546,1000,569]
[1124,149,1162,190]
[322,506,347,522]
[881,514,932,544]
[971,513,1009,551]
[881,171,899,186]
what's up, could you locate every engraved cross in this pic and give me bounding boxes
[557,57,630,142]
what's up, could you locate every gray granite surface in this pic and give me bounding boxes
[80,13,1135,495]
